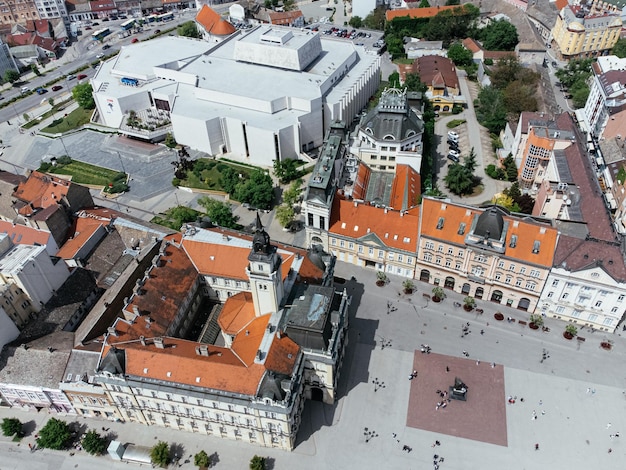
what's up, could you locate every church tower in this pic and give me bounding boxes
[246,213,284,316]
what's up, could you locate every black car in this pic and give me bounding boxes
[448,139,459,148]
[102,44,111,50]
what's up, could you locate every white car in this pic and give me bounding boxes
[448,131,459,140]
[96,53,105,59]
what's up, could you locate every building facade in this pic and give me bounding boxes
[416,198,558,312]
[552,2,622,59]
[583,56,626,137]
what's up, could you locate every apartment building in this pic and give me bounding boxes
[583,55,626,137]
[552,1,622,59]
[416,197,558,312]
[412,55,466,112]
[0,0,40,27]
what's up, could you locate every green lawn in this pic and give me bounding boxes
[41,107,93,133]
[177,159,253,191]
[39,158,124,186]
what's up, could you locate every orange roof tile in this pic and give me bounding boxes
[386,5,459,21]
[13,171,72,216]
[297,255,326,284]
[56,216,105,259]
[264,332,300,376]
[230,314,270,366]
[218,292,258,335]
[389,164,420,211]
[195,5,236,36]
[420,198,558,267]
[329,194,420,252]
[182,237,295,283]
[0,220,53,247]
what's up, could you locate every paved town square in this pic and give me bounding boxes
[0,263,624,469]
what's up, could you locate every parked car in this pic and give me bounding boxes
[20,86,29,93]
[154,29,161,34]
[96,53,105,59]
[448,150,460,160]
[85,26,92,30]
[77,74,88,80]
[36,87,47,95]
[102,44,111,50]
[92,21,99,26]
[67,74,76,80]
[119,15,128,19]
[448,131,459,139]
[564,94,573,99]
[448,141,459,151]
[447,153,460,163]
[51,85,63,91]
[131,37,139,43]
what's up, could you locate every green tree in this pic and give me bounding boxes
[348,16,362,28]
[36,418,71,450]
[168,205,198,229]
[30,63,41,76]
[1,418,22,437]
[72,83,95,109]
[388,71,401,88]
[273,159,303,184]
[464,147,477,172]
[503,80,538,116]
[418,0,430,7]
[613,38,626,58]
[164,133,177,148]
[198,197,239,229]
[250,455,266,470]
[445,163,474,195]
[447,42,473,67]
[445,0,460,4]
[4,69,20,83]
[363,6,387,30]
[555,58,593,89]
[432,286,446,300]
[516,194,535,214]
[276,204,295,227]
[151,441,170,467]
[82,430,107,455]
[235,170,274,209]
[219,166,240,195]
[479,20,519,51]
[282,178,303,206]
[503,155,518,182]
[194,450,211,468]
[404,73,427,93]
[475,86,507,134]
[489,54,522,89]
[178,21,200,38]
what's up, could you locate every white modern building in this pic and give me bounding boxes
[91,25,380,167]
[35,0,69,23]
[583,55,626,137]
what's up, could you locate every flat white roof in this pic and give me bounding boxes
[0,244,46,274]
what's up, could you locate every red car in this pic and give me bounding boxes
[77,74,87,80]
[131,38,139,43]
[51,85,63,91]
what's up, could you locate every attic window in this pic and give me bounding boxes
[196,377,201,383]
[393,234,398,240]
[458,223,466,235]
[166,372,172,377]
[341,222,346,229]
[403,237,411,243]
[354,225,359,231]
[143,368,149,374]
[532,241,540,254]
[436,217,445,230]
[385,232,389,238]
[510,235,517,248]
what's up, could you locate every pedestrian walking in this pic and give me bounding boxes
[446,366,450,373]
[535,443,539,451]
[607,423,612,429]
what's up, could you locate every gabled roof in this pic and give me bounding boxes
[414,55,459,90]
[329,194,420,252]
[13,171,72,215]
[56,211,110,259]
[0,220,53,247]
[386,5,460,21]
[389,164,420,211]
[196,5,236,36]
[268,10,303,25]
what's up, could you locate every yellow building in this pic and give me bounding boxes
[552,1,622,59]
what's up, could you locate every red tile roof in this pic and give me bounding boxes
[196,5,236,36]
[329,194,420,252]
[414,56,459,90]
[0,220,53,247]
[554,235,626,281]
[352,164,371,201]
[389,164,420,211]
[218,291,258,335]
[56,213,108,259]
[420,198,558,267]
[269,10,303,25]
[386,5,459,21]
[13,171,72,216]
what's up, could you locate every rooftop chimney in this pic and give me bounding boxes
[153,337,165,349]
[107,326,118,337]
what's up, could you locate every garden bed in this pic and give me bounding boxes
[39,157,126,187]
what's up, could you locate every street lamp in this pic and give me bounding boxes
[59,135,70,158]
[116,151,127,175]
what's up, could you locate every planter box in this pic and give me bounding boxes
[494,312,504,321]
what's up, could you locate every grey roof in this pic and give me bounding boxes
[0,331,73,388]
[364,171,395,207]
[360,88,424,143]
[281,283,338,351]
[99,347,126,375]
[61,349,100,384]
[472,206,507,240]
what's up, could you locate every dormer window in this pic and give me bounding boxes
[458,223,466,235]
[436,217,445,230]
[509,235,517,248]
[532,241,540,254]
